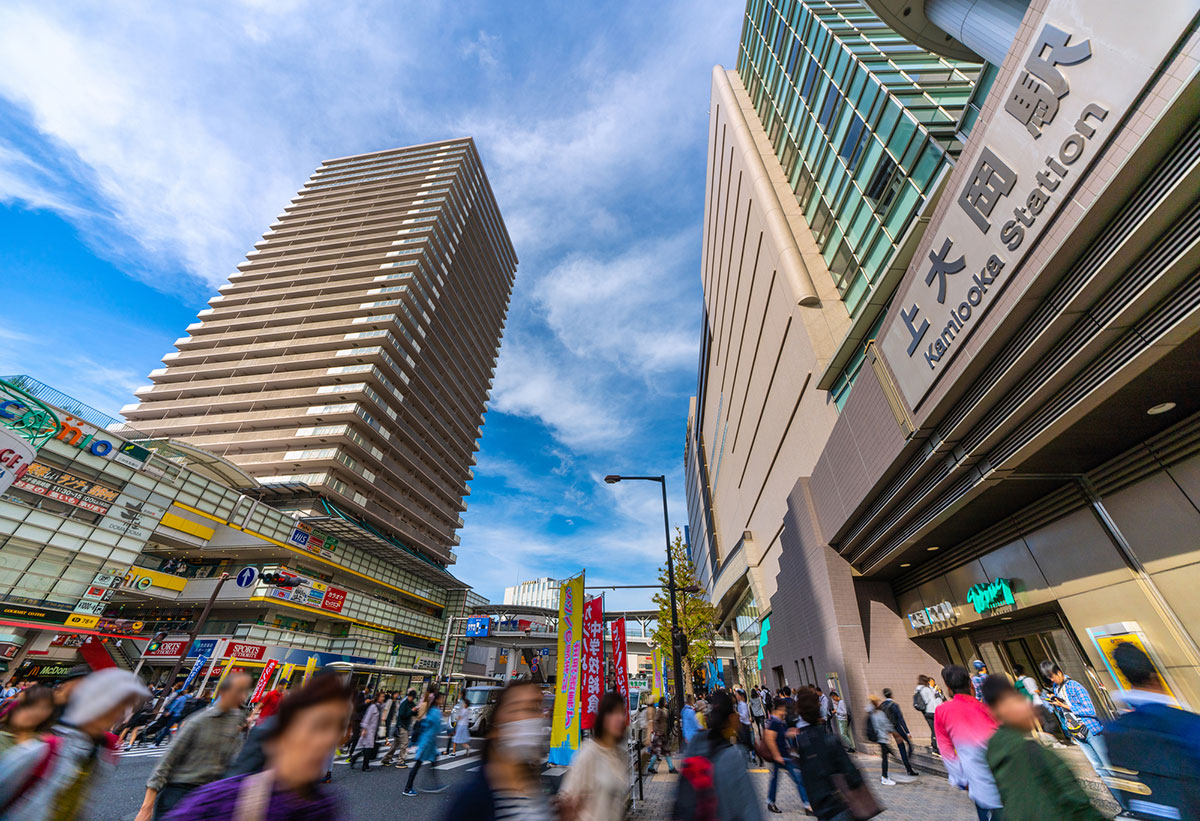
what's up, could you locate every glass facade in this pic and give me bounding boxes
[738,0,981,405]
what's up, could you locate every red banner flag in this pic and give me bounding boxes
[251,659,279,704]
[611,616,629,709]
[580,596,604,730]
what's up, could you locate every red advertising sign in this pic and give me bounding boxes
[143,639,189,658]
[224,642,267,661]
[611,616,630,709]
[580,596,603,730]
[320,587,347,613]
[251,659,279,703]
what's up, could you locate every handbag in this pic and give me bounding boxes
[1062,710,1090,743]
[831,772,885,820]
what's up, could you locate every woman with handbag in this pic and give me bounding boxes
[791,689,880,821]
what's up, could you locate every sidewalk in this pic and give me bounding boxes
[628,751,980,819]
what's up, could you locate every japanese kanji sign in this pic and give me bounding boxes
[611,616,630,709]
[580,596,604,730]
[879,0,1197,411]
[549,573,583,765]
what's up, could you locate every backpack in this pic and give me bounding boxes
[1105,701,1200,818]
[864,712,879,743]
[1013,677,1032,701]
[673,737,719,821]
[912,689,925,712]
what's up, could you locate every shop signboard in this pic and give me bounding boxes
[99,491,166,542]
[880,0,1200,410]
[80,585,113,602]
[122,567,187,597]
[580,596,603,730]
[13,462,120,514]
[144,638,190,658]
[286,522,338,558]
[465,616,489,637]
[907,601,958,630]
[319,586,346,613]
[225,642,267,661]
[72,599,106,616]
[549,573,583,765]
[966,578,1015,614]
[0,398,152,471]
[265,574,346,614]
[0,427,36,495]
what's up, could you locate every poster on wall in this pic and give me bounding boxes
[549,573,583,765]
[610,616,630,708]
[1087,622,1184,707]
[580,595,603,730]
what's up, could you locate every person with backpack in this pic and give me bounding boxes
[675,690,763,821]
[0,669,149,821]
[764,699,810,814]
[791,688,872,821]
[981,675,1102,821]
[879,688,918,776]
[914,675,944,755]
[934,665,1002,820]
[380,689,417,767]
[1105,641,1200,817]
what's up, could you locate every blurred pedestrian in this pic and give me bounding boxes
[135,672,252,821]
[443,682,553,818]
[0,685,54,755]
[749,688,766,736]
[348,691,384,771]
[47,665,90,725]
[970,660,989,701]
[343,689,367,757]
[675,690,762,821]
[914,675,944,755]
[450,694,472,755]
[560,690,629,821]
[256,681,286,722]
[879,688,917,776]
[379,689,417,768]
[764,699,809,814]
[1105,641,1200,817]
[866,695,900,786]
[792,687,873,821]
[0,668,149,820]
[982,675,1101,821]
[165,673,352,820]
[152,685,196,746]
[646,696,677,774]
[830,692,853,752]
[681,694,701,745]
[934,664,1002,820]
[403,691,447,795]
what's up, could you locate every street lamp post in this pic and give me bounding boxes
[604,474,686,734]
[151,572,230,712]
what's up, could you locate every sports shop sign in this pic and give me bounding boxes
[880,1,1198,410]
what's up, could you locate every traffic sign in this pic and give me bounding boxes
[235,567,258,588]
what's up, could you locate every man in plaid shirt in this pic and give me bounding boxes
[1041,661,1111,778]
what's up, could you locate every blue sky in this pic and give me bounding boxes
[0,0,742,608]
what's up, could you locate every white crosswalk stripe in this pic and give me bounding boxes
[117,747,168,759]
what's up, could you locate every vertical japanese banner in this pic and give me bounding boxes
[611,616,630,708]
[580,596,603,730]
[303,655,317,684]
[651,646,665,704]
[549,573,583,765]
[251,659,279,703]
[279,663,296,686]
[211,656,237,703]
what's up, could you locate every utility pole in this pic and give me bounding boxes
[151,572,229,712]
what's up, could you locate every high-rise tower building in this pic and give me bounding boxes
[685,0,981,688]
[124,138,516,568]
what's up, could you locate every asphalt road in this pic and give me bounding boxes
[87,731,484,821]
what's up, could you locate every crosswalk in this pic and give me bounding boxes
[116,746,168,759]
[334,750,481,770]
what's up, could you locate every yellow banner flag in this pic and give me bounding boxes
[549,573,583,765]
[303,655,317,684]
[279,663,296,686]
[211,656,237,703]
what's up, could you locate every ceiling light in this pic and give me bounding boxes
[1148,402,1176,415]
[900,563,911,568]
[926,546,939,551]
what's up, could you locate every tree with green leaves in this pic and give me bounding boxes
[651,528,717,697]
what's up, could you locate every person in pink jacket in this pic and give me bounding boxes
[934,665,1003,820]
